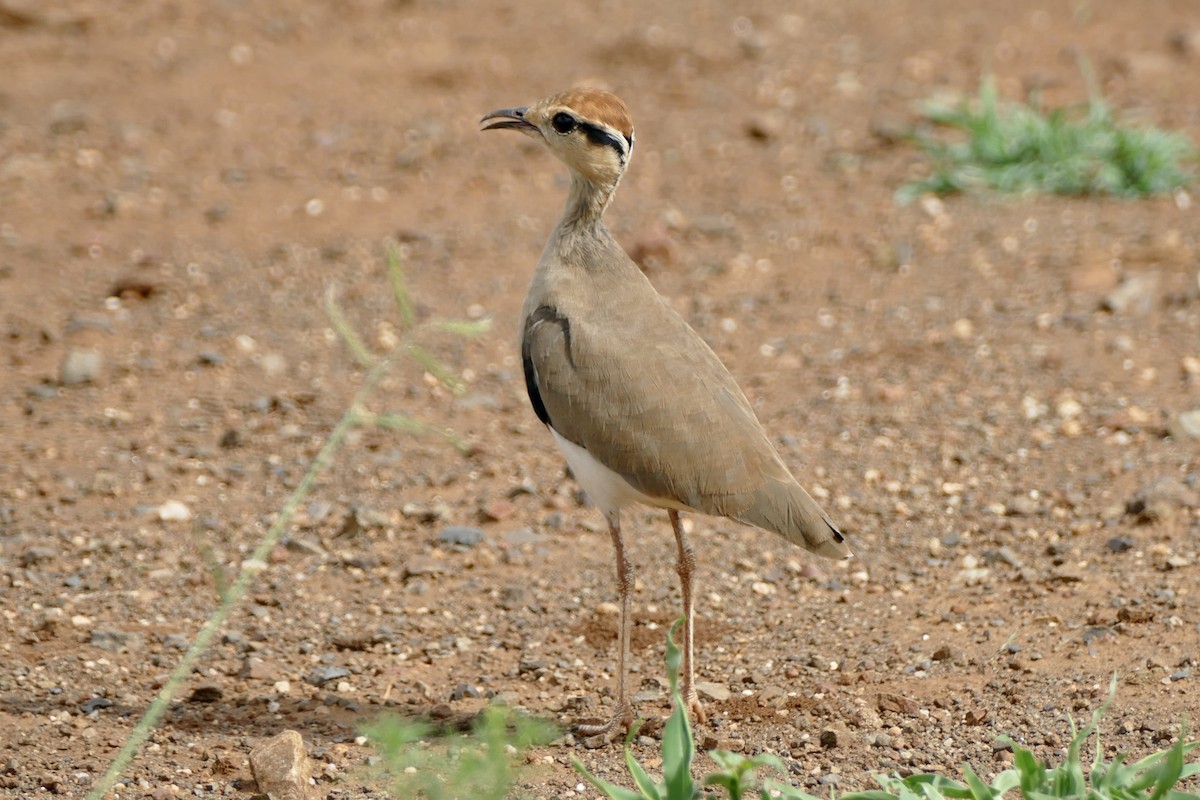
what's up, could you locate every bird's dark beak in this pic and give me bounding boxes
[480,106,538,135]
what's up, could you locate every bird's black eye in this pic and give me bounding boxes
[551,112,577,134]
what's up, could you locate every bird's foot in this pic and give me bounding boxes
[574,701,634,748]
[681,688,707,725]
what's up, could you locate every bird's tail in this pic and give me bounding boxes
[733,478,852,560]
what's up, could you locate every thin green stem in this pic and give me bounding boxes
[87,357,394,799]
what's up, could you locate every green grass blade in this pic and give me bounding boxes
[386,242,416,331]
[661,704,695,799]
[406,342,466,394]
[839,791,912,800]
[961,765,996,800]
[431,318,493,338]
[661,618,696,799]
[573,757,651,800]
[763,778,827,800]
[1148,733,1189,800]
[325,285,378,368]
[623,723,663,800]
[1013,745,1047,793]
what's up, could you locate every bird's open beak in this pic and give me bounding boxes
[480,106,538,136]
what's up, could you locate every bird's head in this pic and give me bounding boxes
[482,87,635,187]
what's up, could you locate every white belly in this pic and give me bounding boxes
[550,429,691,522]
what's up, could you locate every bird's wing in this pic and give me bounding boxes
[522,291,849,558]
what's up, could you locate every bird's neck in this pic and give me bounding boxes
[556,171,618,241]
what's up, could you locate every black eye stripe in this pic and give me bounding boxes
[579,121,628,159]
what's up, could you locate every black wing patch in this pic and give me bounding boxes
[521,305,574,428]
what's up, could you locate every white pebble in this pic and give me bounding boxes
[1056,398,1083,419]
[157,500,191,522]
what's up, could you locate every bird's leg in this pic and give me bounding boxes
[669,510,706,724]
[576,513,635,745]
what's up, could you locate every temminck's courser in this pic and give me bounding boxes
[482,87,852,744]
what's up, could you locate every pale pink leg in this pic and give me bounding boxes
[577,513,635,745]
[669,510,706,723]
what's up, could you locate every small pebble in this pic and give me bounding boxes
[157,500,192,522]
[1107,536,1134,553]
[437,526,485,548]
[306,665,351,686]
[695,681,731,702]
[60,349,103,385]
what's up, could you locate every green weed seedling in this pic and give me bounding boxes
[898,68,1195,203]
[574,618,790,800]
[363,705,556,800]
[575,625,1199,800]
[770,675,1199,800]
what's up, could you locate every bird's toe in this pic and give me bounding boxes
[573,701,632,745]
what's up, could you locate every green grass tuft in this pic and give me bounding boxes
[363,706,557,800]
[898,73,1196,203]
[575,622,1199,800]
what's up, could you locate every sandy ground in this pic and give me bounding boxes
[1,0,1198,797]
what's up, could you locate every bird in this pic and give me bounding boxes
[481,87,852,744]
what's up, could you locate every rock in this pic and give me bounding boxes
[931,644,955,661]
[1117,607,1155,624]
[163,633,192,650]
[1168,409,1200,440]
[249,730,314,800]
[60,349,103,385]
[1107,536,1134,553]
[240,657,277,681]
[48,99,90,134]
[1127,477,1198,522]
[695,681,731,702]
[1051,563,1085,582]
[480,499,516,522]
[305,665,350,687]
[449,683,482,701]
[188,685,223,703]
[437,525,485,549]
[819,727,844,748]
[19,546,55,567]
[498,527,545,547]
[156,500,192,522]
[89,629,142,653]
[80,697,113,714]
[983,547,1022,568]
[1006,495,1040,516]
[876,693,919,714]
[401,502,444,523]
[1102,272,1160,315]
[745,111,784,141]
[282,537,325,557]
[404,556,446,578]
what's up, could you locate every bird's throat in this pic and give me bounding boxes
[559,172,618,234]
